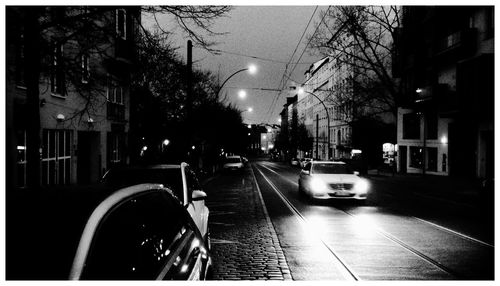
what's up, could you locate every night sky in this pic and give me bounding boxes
[144,5,327,125]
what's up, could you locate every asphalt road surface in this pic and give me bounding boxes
[205,159,494,280]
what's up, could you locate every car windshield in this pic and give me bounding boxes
[312,163,352,174]
[103,168,183,200]
[226,157,241,163]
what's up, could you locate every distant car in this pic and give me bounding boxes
[7,184,212,280]
[101,163,209,241]
[299,158,312,168]
[223,155,244,171]
[298,161,369,201]
[290,158,300,166]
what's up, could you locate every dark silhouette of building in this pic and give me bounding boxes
[395,6,494,179]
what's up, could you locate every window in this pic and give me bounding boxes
[51,42,65,95]
[81,191,190,279]
[116,9,127,40]
[16,130,27,187]
[425,113,438,139]
[409,146,423,169]
[108,132,124,165]
[107,80,125,120]
[403,113,420,139]
[81,54,90,83]
[426,147,438,171]
[41,129,72,185]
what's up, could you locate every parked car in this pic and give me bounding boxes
[7,184,212,280]
[101,163,209,241]
[290,157,300,166]
[299,158,312,168]
[298,161,369,201]
[223,155,244,171]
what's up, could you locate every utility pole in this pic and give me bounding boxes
[316,114,319,160]
[185,40,194,161]
[186,40,193,115]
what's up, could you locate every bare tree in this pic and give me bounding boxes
[309,6,402,122]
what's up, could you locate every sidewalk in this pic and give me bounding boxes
[203,168,292,280]
[366,169,491,209]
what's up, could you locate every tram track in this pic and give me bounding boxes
[257,162,494,249]
[252,162,493,280]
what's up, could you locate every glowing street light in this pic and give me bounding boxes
[238,90,247,99]
[248,64,257,74]
[247,107,253,113]
[217,64,258,97]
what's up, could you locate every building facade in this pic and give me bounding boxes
[395,6,494,178]
[7,7,140,187]
[298,56,355,161]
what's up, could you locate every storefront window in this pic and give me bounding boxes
[409,146,423,168]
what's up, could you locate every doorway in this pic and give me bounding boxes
[77,131,101,184]
[399,145,407,173]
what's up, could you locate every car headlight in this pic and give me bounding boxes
[310,177,328,194]
[354,179,369,194]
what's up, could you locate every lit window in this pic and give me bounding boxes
[51,42,65,95]
[81,54,90,83]
[116,9,127,40]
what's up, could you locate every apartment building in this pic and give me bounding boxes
[6,7,140,187]
[395,6,494,178]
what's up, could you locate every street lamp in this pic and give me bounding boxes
[297,87,331,160]
[247,107,253,113]
[238,90,247,99]
[217,64,257,97]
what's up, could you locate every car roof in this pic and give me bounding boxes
[70,184,168,279]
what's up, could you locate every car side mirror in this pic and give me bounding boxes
[192,190,207,201]
[353,171,360,175]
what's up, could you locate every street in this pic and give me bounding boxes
[204,158,494,280]
[5,5,495,282]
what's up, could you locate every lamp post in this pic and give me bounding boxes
[217,64,257,97]
[298,88,331,160]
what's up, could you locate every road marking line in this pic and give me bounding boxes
[254,164,359,281]
[412,217,494,248]
[262,163,493,249]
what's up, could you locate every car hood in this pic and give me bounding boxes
[311,174,360,183]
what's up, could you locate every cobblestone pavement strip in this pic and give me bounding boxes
[204,167,292,280]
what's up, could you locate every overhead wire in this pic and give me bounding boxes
[264,6,319,123]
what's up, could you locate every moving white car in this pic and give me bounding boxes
[298,161,369,201]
